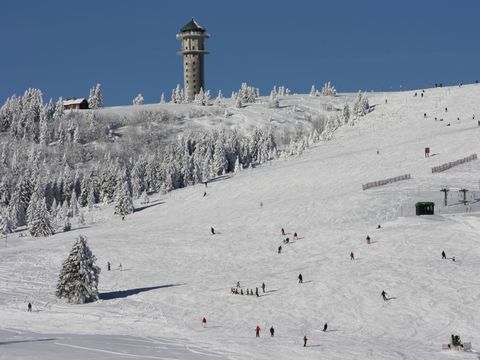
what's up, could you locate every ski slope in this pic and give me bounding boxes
[1,84,480,359]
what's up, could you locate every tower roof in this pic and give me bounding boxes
[180,18,205,33]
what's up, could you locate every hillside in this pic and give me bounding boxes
[1,84,480,359]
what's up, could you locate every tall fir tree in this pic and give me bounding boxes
[114,181,134,216]
[88,84,103,109]
[56,235,100,304]
[29,198,55,237]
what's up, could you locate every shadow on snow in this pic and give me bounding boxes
[99,284,184,300]
[133,200,165,213]
[0,338,56,346]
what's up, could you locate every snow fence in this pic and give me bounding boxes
[431,154,477,173]
[362,174,411,191]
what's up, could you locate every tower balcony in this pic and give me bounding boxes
[176,32,210,40]
[177,50,210,56]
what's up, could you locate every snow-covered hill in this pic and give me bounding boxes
[1,84,480,359]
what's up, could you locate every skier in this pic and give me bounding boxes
[452,256,456,262]
[424,113,427,118]
[255,287,259,297]
[366,235,371,244]
[119,263,123,271]
[298,273,303,284]
[442,250,446,259]
[445,107,448,112]
[256,325,261,337]
[381,290,388,301]
[350,251,355,260]
[202,317,207,327]
[303,335,308,347]
[27,302,32,312]
[293,232,298,240]
[211,227,215,235]
[121,215,125,221]
[236,281,240,288]
[377,224,381,229]
[270,326,275,337]
[262,282,266,293]
[278,245,282,254]
[260,202,263,208]
[281,228,285,236]
[203,191,207,197]
[107,262,111,271]
[323,323,328,332]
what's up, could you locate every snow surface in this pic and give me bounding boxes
[2,84,480,359]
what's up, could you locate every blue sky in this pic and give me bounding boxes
[0,0,478,106]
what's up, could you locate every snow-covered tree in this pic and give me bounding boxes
[235,97,243,108]
[268,92,280,108]
[29,198,55,237]
[310,85,317,96]
[70,191,79,217]
[342,103,351,124]
[277,86,289,96]
[55,235,100,304]
[140,190,149,204]
[114,181,134,216]
[78,211,85,226]
[160,92,165,104]
[87,182,95,210]
[133,94,144,106]
[171,84,184,104]
[0,212,14,234]
[88,84,103,109]
[353,91,370,117]
[214,90,223,106]
[212,139,228,176]
[234,156,242,173]
[63,216,71,232]
[194,88,207,106]
[73,124,81,143]
[236,83,259,104]
[321,82,337,96]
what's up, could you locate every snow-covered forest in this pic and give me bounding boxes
[0,83,369,237]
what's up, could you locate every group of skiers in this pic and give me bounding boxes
[230,282,266,297]
[279,229,298,248]
[252,322,328,346]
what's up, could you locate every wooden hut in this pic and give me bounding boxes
[63,98,89,110]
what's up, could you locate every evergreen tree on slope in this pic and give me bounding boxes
[56,235,100,304]
[30,198,55,237]
[88,84,103,109]
[114,181,134,216]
